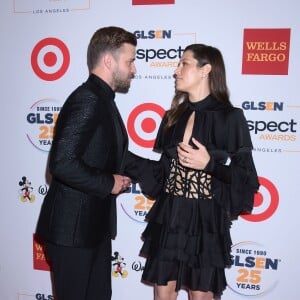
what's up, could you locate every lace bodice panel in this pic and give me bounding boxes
[165,158,212,199]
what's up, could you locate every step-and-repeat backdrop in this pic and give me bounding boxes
[1,1,299,299]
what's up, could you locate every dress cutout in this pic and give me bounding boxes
[165,158,212,200]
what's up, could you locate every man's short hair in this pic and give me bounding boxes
[87,26,137,71]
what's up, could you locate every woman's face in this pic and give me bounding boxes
[174,50,203,94]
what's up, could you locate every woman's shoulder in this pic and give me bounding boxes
[226,106,247,121]
[214,103,245,119]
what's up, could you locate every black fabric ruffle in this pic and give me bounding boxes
[140,192,232,296]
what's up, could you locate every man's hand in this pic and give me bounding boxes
[111,174,132,195]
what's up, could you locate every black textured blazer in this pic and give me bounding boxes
[36,74,128,247]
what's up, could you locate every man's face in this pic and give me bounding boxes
[111,43,136,93]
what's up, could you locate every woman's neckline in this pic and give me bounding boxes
[188,94,214,110]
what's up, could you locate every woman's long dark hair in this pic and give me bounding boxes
[165,44,232,129]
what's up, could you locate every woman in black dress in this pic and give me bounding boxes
[128,44,259,300]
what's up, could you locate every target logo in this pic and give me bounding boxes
[241,176,279,222]
[127,103,165,148]
[31,37,70,81]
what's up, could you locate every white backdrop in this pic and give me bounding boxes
[1,1,299,299]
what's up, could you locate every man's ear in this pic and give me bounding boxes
[103,53,113,69]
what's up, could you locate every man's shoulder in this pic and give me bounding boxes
[66,84,98,105]
[69,77,102,100]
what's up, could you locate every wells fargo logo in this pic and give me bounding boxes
[132,0,174,5]
[242,28,291,75]
[33,234,51,271]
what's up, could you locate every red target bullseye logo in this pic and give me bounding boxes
[31,37,70,81]
[127,103,165,148]
[241,176,279,222]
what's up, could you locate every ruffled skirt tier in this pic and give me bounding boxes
[140,192,232,296]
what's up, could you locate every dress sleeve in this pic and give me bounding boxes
[205,108,259,219]
[124,151,164,199]
[124,112,171,199]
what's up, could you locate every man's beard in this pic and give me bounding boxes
[112,71,133,93]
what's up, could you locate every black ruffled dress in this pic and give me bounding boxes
[127,95,259,297]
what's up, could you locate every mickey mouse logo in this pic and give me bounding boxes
[19,176,35,202]
[111,251,128,278]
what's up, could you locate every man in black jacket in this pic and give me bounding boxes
[36,26,137,300]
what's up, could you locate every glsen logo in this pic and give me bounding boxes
[134,28,195,78]
[17,293,54,300]
[26,98,61,152]
[241,177,279,222]
[133,27,195,82]
[132,0,174,5]
[243,100,299,153]
[127,102,165,148]
[33,234,50,271]
[120,183,155,223]
[134,30,184,66]
[242,28,291,75]
[35,294,54,300]
[134,30,172,39]
[226,241,280,297]
[31,37,70,81]
[242,101,283,111]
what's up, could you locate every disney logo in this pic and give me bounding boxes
[131,261,145,272]
[38,184,48,195]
